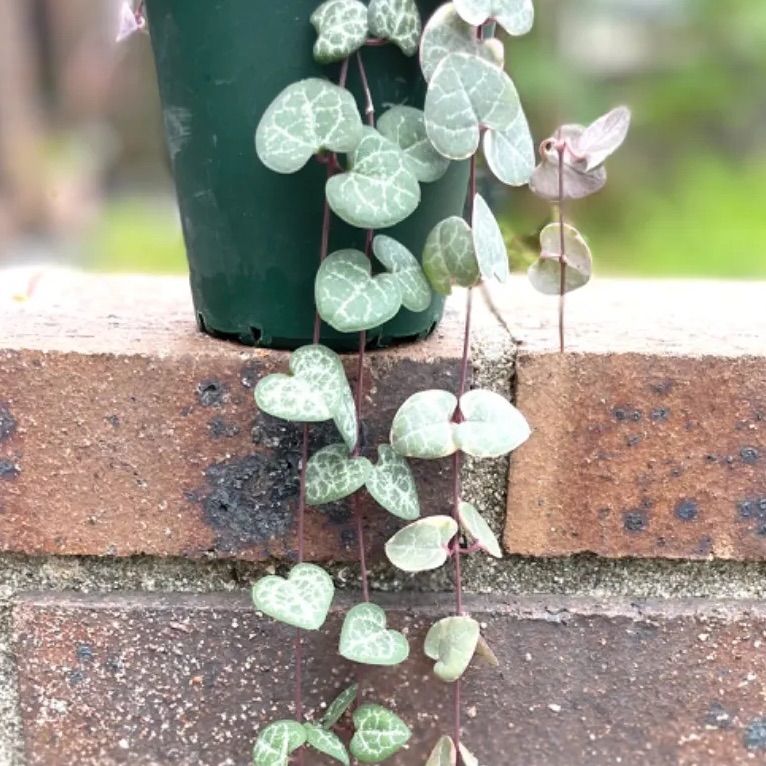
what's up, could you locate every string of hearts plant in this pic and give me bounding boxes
[122,1,629,764]
[249,2,538,763]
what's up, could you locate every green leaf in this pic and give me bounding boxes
[458,501,502,558]
[368,0,422,56]
[334,382,359,451]
[385,516,458,572]
[306,444,372,505]
[420,4,504,82]
[453,0,534,36]
[252,563,334,631]
[454,389,531,458]
[390,390,458,459]
[326,127,421,229]
[340,603,410,666]
[422,217,480,296]
[372,235,432,313]
[311,0,369,64]
[254,344,354,427]
[483,111,535,187]
[366,444,420,521]
[256,79,363,174]
[425,735,457,766]
[253,721,306,766]
[316,249,403,333]
[528,223,592,295]
[304,724,350,765]
[425,52,523,160]
[458,743,480,766]
[378,106,450,184]
[321,684,359,729]
[424,615,480,682]
[472,194,509,283]
[351,704,411,763]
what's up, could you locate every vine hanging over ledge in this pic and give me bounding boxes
[224,1,632,763]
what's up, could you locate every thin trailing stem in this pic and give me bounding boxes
[352,50,377,603]
[556,135,567,353]
[292,56,353,766]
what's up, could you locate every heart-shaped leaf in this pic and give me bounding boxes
[334,382,359,451]
[340,603,410,666]
[350,704,411,763]
[483,110,535,186]
[391,389,529,459]
[426,735,457,766]
[425,52,522,160]
[385,516,458,572]
[311,0,369,64]
[458,743,480,766]
[528,222,593,295]
[572,106,631,171]
[530,124,607,202]
[472,194,509,283]
[366,444,420,521]
[306,444,372,505]
[255,346,356,445]
[256,80,363,174]
[326,127,421,229]
[424,615,480,682]
[420,4,504,82]
[390,390,458,459]
[453,0,534,36]
[378,106,450,184]
[458,501,502,558]
[253,721,306,766]
[422,217,480,295]
[321,684,359,729]
[252,563,335,631]
[304,724,350,765]
[372,235,432,313]
[368,0,422,56]
[455,389,531,458]
[316,249,403,333]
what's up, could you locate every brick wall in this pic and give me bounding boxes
[1,270,765,765]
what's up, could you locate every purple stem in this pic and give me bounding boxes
[292,56,352,766]
[352,50,377,603]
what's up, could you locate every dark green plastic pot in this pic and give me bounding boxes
[145,0,469,350]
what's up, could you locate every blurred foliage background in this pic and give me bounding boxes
[0,0,764,278]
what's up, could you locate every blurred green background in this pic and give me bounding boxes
[1,0,764,278]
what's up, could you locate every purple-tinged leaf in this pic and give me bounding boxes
[573,106,631,171]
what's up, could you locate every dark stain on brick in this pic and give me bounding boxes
[67,669,86,686]
[697,536,713,556]
[740,447,759,464]
[105,414,120,428]
[649,379,673,395]
[613,407,642,423]
[704,701,732,730]
[321,502,353,526]
[623,510,648,533]
[197,379,226,407]
[744,719,766,750]
[199,454,298,551]
[340,528,356,548]
[240,362,259,389]
[208,417,241,439]
[76,644,95,663]
[0,459,19,479]
[0,404,17,442]
[626,434,642,447]
[675,499,698,522]
[651,407,670,422]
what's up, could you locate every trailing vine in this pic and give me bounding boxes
[123,1,629,763]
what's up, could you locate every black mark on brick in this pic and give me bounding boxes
[675,499,698,522]
[197,379,226,407]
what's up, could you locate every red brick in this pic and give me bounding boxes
[13,592,766,765]
[502,279,766,560]
[0,273,465,561]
